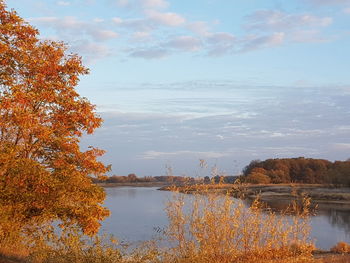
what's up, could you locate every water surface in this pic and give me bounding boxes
[101,187,350,250]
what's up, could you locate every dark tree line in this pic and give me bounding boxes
[242,157,350,186]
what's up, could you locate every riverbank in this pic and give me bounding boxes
[314,252,350,262]
[159,183,350,205]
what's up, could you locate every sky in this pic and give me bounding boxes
[5,0,350,177]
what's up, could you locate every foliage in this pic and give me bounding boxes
[0,0,109,240]
[244,168,271,184]
[242,158,350,185]
[331,242,350,253]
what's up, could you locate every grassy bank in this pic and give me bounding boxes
[160,183,350,204]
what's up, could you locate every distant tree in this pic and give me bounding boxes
[127,173,137,182]
[242,160,261,176]
[242,157,350,185]
[203,176,211,184]
[245,173,271,184]
[0,2,109,237]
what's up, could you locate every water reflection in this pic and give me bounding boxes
[321,207,350,234]
[101,187,350,250]
[243,198,350,249]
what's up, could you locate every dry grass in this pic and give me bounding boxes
[162,187,315,263]
[315,254,350,263]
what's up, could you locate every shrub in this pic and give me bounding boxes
[163,188,314,263]
[331,242,350,253]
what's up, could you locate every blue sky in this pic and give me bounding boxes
[5,0,350,176]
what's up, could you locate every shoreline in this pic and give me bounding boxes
[159,183,350,205]
[97,182,172,188]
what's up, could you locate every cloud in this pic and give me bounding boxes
[307,0,350,5]
[70,40,112,63]
[332,143,350,150]
[114,0,130,7]
[112,17,154,31]
[56,1,70,6]
[344,8,350,14]
[140,0,168,9]
[126,35,203,59]
[30,16,119,42]
[241,32,285,52]
[146,10,186,26]
[206,32,236,56]
[187,21,211,36]
[114,0,168,9]
[290,30,329,43]
[163,36,202,51]
[89,29,119,41]
[93,18,105,23]
[80,82,350,175]
[122,6,335,60]
[140,150,230,160]
[131,31,152,41]
[245,10,332,31]
[129,48,169,59]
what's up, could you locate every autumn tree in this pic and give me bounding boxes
[245,167,271,184]
[0,1,109,238]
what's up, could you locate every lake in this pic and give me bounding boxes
[100,186,350,250]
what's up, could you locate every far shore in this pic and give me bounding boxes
[97,182,172,188]
[159,183,350,205]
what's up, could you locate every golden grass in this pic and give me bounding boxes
[315,254,350,263]
[161,187,315,263]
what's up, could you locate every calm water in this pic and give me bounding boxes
[101,187,350,250]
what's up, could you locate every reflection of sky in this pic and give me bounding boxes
[101,187,350,250]
[311,215,350,250]
[101,187,171,242]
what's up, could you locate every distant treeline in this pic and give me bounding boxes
[93,174,240,185]
[242,157,350,186]
[92,174,197,184]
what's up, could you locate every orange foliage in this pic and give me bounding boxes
[0,1,109,237]
[331,242,350,253]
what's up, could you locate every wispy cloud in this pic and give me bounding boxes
[113,0,169,9]
[244,10,332,31]
[163,36,202,51]
[24,1,339,60]
[29,16,119,41]
[187,21,211,37]
[56,1,70,6]
[29,16,118,61]
[241,32,285,52]
[307,0,350,6]
[78,81,350,175]
[129,48,169,59]
[145,10,186,26]
[332,143,350,150]
[140,150,230,160]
